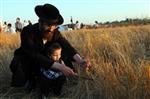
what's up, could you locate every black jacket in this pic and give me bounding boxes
[14,23,77,68]
[10,23,77,86]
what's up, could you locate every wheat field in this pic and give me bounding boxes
[0,25,150,99]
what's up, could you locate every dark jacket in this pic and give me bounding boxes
[10,23,77,86]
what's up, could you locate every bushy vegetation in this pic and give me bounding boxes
[0,25,150,99]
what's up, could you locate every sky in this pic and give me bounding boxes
[0,0,150,26]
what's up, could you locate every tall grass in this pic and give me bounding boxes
[0,25,150,99]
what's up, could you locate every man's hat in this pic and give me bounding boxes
[35,4,64,25]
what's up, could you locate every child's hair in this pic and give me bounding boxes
[45,42,62,57]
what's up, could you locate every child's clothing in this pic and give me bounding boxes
[40,59,64,79]
[41,68,63,79]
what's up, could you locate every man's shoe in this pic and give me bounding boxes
[24,80,35,94]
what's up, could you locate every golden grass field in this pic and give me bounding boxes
[0,25,150,99]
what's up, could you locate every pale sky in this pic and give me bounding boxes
[0,0,150,25]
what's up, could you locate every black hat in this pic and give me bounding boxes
[35,4,64,25]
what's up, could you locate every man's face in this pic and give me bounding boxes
[51,48,61,61]
[39,19,57,40]
[16,19,20,22]
[42,22,57,33]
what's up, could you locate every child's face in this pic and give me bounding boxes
[51,48,61,61]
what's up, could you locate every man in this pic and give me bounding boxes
[15,17,23,32]
[10,3,90,98]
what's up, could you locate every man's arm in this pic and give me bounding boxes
[54,29,91,70]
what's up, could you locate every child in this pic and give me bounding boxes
[39,42,67,98]
[40,42,64,79]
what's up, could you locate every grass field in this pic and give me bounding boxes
[0,25,150,99]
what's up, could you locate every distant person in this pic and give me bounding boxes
[70,16,73,24]
[15,17,23,32]
[75,21,80,30]
[23,20,28,27]
[5,23,15,33]
[94,21,99,29]
[2,21,7,32]
[80,23,84,29]
[28,20,32,26]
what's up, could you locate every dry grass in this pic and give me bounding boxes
[0,25,150,99]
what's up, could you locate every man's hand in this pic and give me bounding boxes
[51,62,75,76]
[73,54,91,71]
[80,59,91,71]
[60,65,75,76]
